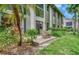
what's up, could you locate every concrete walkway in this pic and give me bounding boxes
[23,35,56,55]
[33,35,56,54]
[34,35,56,45]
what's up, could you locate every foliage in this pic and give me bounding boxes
[66,4,79,33]
[0,29,18,49]
[26,29,38,42]
[38,33,79,55]
[12,4,23,46]
[51,31,65,37]
[0,26,5,32]
[64,27,74,31]
[49,28,67,31]
[49,28,66,37]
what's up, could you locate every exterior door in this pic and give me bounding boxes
[36,20,43,34]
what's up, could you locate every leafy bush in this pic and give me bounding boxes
[0,29,18,49]
[50,31,65,37]
[63,27,74,31]
[26,29,38,42]
[0,26,5,32]
[48,28,66,37]
[49,27,73,32]
[49,28,67,31]
[47,30,52,35]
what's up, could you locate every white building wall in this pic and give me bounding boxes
[21,4,64,32]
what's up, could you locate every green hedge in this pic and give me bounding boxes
[49,27,73,31]
[51,31,65,37]
[0,26,5,32]
[48,28,66,37]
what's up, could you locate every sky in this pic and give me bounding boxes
[55,4,73,19]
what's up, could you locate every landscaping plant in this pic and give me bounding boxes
[0,29,18,50]
[49,28,66,37]
[26,29,38,45]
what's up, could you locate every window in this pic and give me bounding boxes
[37,4,43,9]
[66,22,72,26]
[35,5,44,17]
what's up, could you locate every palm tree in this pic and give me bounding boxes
[0,4,28,46]
[67,4,78,34]
[12,4,22,46]
[76,6,79,32]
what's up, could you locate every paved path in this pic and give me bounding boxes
[24,35,56,55]
[33,35,56,54]
[34,35,56,45]
[0,35,56,55]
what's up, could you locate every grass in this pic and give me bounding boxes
[38,33,79,55]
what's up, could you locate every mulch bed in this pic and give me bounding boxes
[0,42,38,55]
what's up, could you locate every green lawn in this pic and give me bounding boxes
[38,33,79,55]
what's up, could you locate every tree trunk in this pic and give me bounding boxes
[12,4,22,46]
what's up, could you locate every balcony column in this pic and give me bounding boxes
[77,12,79,29]
[57,14,59,28]
[49,6,53,28]
[61,15,63,28]
[20,5,26,33]
[0,13,1,25]
[43,4,47,31]
[29,5,36,29]
[55,12,58,28]
[52,12,56,27]
[59,15,61,28]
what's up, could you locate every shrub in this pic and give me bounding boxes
[63,27,73,31]
[49,28,67,31]
[0,26,5,32]
[48,28,66,37]
[0,29,18,49]
[26,29,38,42]
[47,30,52,35]
[51,31,65,37]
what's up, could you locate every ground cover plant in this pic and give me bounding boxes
[25,29,38,46]
[0,27,19,50]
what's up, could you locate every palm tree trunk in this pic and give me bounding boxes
[12,4,22,46]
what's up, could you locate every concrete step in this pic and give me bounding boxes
[34,36,56,45]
